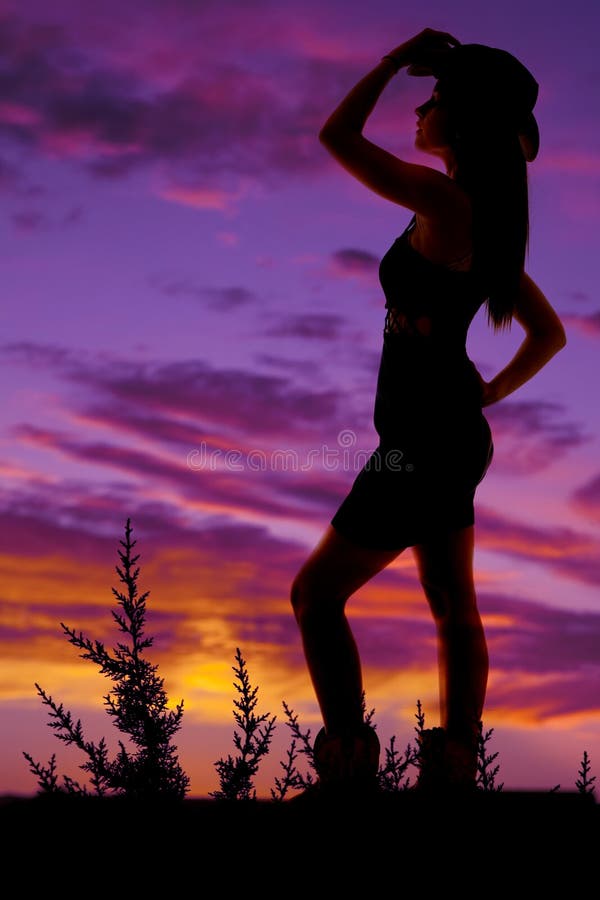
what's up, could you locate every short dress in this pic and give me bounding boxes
[330,214,494,550]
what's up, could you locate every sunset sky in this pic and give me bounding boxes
[1,0,599,798]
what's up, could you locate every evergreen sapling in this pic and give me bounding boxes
[23,518,189,799]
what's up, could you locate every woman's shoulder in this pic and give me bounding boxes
[419,182,472,230]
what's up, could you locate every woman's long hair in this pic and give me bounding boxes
[440,86,530,334]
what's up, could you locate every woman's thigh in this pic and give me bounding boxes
[412,524,476,599]
[292,524,406,605]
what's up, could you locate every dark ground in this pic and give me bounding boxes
[2,791,597,890]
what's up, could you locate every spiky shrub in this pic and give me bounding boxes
[211,647,276,800]
[23,518,189,799]
[411,701,504,791]
[378,733,417,791]
[476,723,504,792]
[366,700,417,791]
[270,701,318,800]
[576,751,596,796]
[272,697,418,798]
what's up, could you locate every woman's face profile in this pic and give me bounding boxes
[414,86,454,157]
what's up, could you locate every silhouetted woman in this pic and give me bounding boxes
[291,30,566,794]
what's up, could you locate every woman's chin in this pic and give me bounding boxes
[415,135,429,155]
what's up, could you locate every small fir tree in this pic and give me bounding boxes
[476,723,504,792]
[274,697,418,797]
[575,751,596,796]
[271,701,318,799]
[378,734,417,792]
[23,517,189,799]
[211,647,276,800]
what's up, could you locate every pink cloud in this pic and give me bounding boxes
[556,185,600,221]
[2,341,355,444]
[10,417,363,531]
[151,278,258,310]
[156,183,243,212]
[558,309,600,339]
[11,210,47,232]
[538,150,600,175]
[0,101,41,126]
[262,312,346,341]
[216,231,238,247]
[0,12,325,189]
[570,472,600,524]
[329,248,379,279]
[476,504,600,587]
[1,493,598,723]
[483,398,589,474]
[3,340,594,587]
[0,7,396,198]
[0,157,22,193]
[488,672,600,721]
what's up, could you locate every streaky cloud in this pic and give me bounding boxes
[149,276,259,310]
[261,312,345,340]
[331,248,379,275]
[476,504,600,587]
[483,398,590,474]
[570,471,600,524]
[558,309,600,339]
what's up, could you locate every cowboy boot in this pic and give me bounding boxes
[415,727,478,793]
[444,731,478,790]
[415,727,447,792]
[313,722,380,788]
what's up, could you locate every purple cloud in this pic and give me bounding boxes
[570,471,600,524]
[261,312,346,341]
[0,8,354,192]
[2,340,597,587]
[566,290,592,304]
[477,504,600,587]
[62,205,84,225]
[2,341,352,442]
[488,672,600,721]
[0,465,598,723]
[152,279,259,310]
[484,398,590,474]
[559,309,600,339]
[217,589,600,720]
[255,353,317,374]
[11,210,47,231]
[0,156,19,187]
[481,592,600,672]
[331,248,379,275]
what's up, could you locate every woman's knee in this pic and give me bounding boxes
[419,575,478,622]
[419,580,449,620]
[289,570,306,620]
[290,567,344,624]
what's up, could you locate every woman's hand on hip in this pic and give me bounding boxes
[474,369,498,407]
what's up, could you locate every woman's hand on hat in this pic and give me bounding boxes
[386,28,460,75]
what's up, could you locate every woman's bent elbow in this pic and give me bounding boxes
[319,127,333,145]
[554,331,567,350]
[319,125,345,146]
[533,329,567,350]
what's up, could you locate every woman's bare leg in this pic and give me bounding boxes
[291,525,405,736]
[412,524,488,743]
